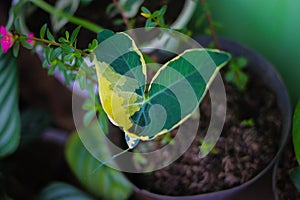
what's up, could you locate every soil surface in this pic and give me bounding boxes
[275,143,300,200]
[126,67,282,196]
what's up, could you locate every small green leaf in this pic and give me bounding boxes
[83,110,95,127]
[65,31,70,41]
[38,182,94,200]
[70,26,81,43]
[98,107,109,135]
[13,42,20,57]
[141,6,151,14]
[21,40,33,50]
[113,19,125,26]
[40,24,47,39]
[293,100,300,165]
[46,29,55,42]
[290,166,300,192]
[78,70,87,90]
[152,10,160,18]
[159,5,167,16]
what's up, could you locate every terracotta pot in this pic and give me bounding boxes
[127,36,291,200]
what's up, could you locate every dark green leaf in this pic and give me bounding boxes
[40,24,47,39]
[97,29,115,43]
[293,100,300,165]
[13,42,20,57]
[0,52,20,157]
[70,26,81,44]
[290,166,300,192]
[65,125,132,199]
[46,29,55,42]
[98,107,109,135]
[38,182,94,200]
[21,40,33,50]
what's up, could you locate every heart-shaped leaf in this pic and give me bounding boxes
[0,51,20,157]
[94,31,230,147]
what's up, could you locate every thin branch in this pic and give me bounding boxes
[199,0,220,49]
[112,0,131,29]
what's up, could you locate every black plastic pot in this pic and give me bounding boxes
[127,36,291,200]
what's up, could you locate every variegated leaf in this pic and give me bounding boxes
[94,30,230,147]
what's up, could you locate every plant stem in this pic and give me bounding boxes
[199,0,220,48]
[112,0,131,29]
[29,0,103,33]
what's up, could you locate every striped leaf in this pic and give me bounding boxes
[0,51,21,157]
[65,124,132,200]
[94,31,231,146]
[38,182,94,200]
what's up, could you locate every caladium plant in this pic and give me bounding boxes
[94,30,231,148]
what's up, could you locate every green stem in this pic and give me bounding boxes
[29,0,103,33]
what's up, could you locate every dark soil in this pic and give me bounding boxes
[275,143,300,200]
[126,67,282,196]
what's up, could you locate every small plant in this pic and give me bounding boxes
[225,56,249,91]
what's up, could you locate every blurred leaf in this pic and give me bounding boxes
[20,108,52,148]
[51,0,81,32]
[293,100,300,165]
[12,42,20,58]
[46,29,55,42]
[65,124,132,200]
[119,0,144,18]
[83,110,95,127]
[80,0,93,6]
[38,182,94,200]
[0,52,20,158]
[290,166,300,192]
[141,6,151,14]
[70,26,81,44]
[40,24,47,39]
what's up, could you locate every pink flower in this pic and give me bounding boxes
[0,26,14,53]
[27,32,35,46]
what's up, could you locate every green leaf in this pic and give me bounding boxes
[38,182,94,200]
[70,26,81,44]
[46,29,55,42]
[141,6,151,14]
[40,24,47,39]
[94,32,231,144]
[13,42,20,57]
[0,52,21,157]
[158,5,167,16]
[83,110,94,127]
[293,100,300,165]
[65,124,132,199]
[290,166,300,192]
